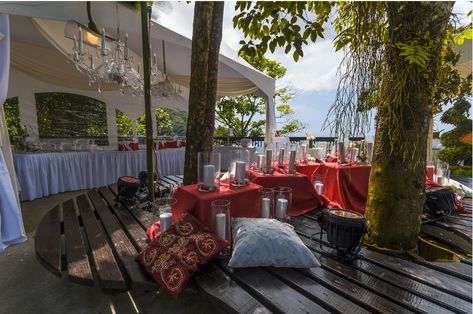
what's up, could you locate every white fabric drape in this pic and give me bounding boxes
[0,13,27,252]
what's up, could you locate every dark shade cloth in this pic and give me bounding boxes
[425,178,468,214]
[147,181,262,240]
[248,166,336,216]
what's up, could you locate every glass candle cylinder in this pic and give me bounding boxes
[258,188,274,218]
[337,142,347,163]
[272,186,292,220]
[311,174,325,196]
[366,142,374,163]
[264,148,273,174]
[198,151,221,192]
[229,149,250,186]
[278,148,285,167]
[314,147,324,161]
[255,153,265,171]
[211,199,231,242]
[154,197,177,233]
[288,150,297,174]
[300,144,308,162]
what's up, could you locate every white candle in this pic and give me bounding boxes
[101,28,106,54]
[78,26,83,54]
[124,33,129,59]
[256,154,264,170]
[288,150,296,173]
[301,144,308,161]
[261,197,271,218]
[234,161,246,183]
[314,182,324,195]
[89,54,94,69]
[366,142,374,163]
[160,213,172,232]
[265,149,272,173]
[276,198,288,219]
[216,213,227,239]
[202,164,215,190]
[278,148,285,167]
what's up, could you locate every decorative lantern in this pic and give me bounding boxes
[154,198,177,233]
[229,149,250,186]
[117,176,140,201]
[198,151,221,192]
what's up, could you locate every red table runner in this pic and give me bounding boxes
[147,181,262,239]
[248,166,335,216]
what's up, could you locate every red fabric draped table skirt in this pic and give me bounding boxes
[295,161,322,177]
[147,181,262,239]
[248,166,334,216]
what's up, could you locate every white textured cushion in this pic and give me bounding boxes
[228,218,320,268]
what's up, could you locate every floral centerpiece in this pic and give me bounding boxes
[306,134,315,148]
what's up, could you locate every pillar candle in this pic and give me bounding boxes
[78,26,83,54]
[276,198,288,219]
[288,150,296,173]
[160,213,172,232]
[265,149,272,173]
[216,213,227,240]
[202,164,215,190]
[256,154,264,170]
[124,33,129,59]
[261,197,271,218]
[234,161,246,183]
[278,148,285,167]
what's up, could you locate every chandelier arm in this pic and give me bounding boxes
[86,1,100,35]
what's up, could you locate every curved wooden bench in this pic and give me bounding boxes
[35,185,472,314]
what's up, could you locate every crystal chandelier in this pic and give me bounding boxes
[69,23,180,98]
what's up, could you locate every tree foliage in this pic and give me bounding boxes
[437,97,472,166]
[215,54,306,137]
[3,97,22,137]
[116,108,187,137]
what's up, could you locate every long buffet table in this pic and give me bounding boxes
[13,149,185,201]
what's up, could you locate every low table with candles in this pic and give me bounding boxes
[160,181,263,233]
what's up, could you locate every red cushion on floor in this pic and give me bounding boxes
[136,213,225,297]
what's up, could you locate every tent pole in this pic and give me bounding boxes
[140,3,155,202]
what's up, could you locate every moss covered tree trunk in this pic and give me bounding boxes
[184,2,224,185]
[365,2,454,252]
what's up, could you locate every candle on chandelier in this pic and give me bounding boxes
[124,33,129,59]
[101,28,106,55]
[89,54,94,70]
[78,26,83,54]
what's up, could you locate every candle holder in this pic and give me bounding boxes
[272,186,292,221]
[229,149,250,187]
[211,199,231,257]
[311,174,325,196]
[198,151,221,192]
[258,188,274,218]
[153,197,177,233]
[263,147,274,175]
[337,142,347,164]
[436,160,450,185]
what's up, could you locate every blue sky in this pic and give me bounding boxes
[158,1,472,137]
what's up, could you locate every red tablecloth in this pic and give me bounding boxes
[147,181,262,239]
[426,165,434,181]
[295,161,322,177]
[312,163,460,214]
[248,167,335,216]
[311,163,370,214]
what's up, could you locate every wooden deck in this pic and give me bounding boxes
[35,179,472,314]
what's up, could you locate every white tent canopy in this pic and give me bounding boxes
[0,1,276,142]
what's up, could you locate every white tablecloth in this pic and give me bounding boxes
[13,148,185,201]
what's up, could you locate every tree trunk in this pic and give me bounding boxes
[365,2,454,252]
[184,2,224,185]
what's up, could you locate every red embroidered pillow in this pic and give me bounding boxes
[136,213,225,297]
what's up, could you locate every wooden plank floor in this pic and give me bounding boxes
[35,180,472,314]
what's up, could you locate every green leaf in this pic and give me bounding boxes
[269,40,276,53]
[293,50,299,62]
[285,44,291,54]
